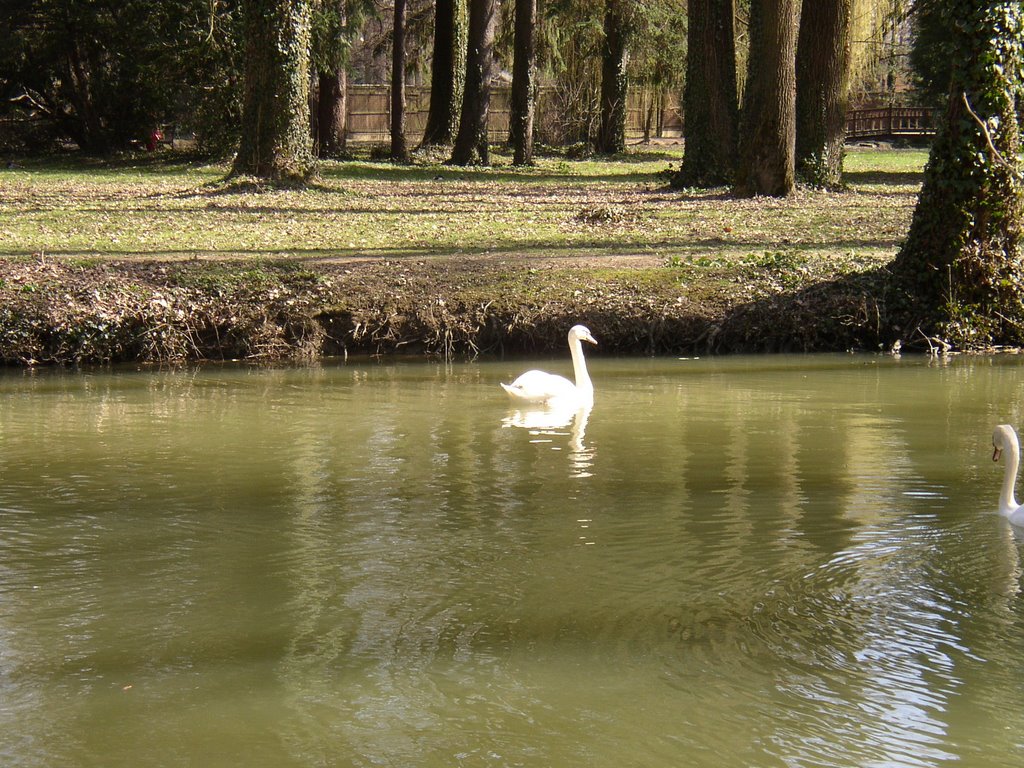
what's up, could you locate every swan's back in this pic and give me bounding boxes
[501,370,577,403]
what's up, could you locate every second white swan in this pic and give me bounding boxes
[501,325,598,404]
[992,424,1024,526]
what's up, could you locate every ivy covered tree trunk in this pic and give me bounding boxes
[450,0,495,165]
[891,1,1024,346]
[734,0,798,197]
[391,0,409,162]
[795,0,852,188]
[422,0,467,147]
[233,0,314,182]
[509,0,537,165]
[596,0,633,155]
[672,0,738,187]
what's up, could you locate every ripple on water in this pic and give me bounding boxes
[650,515,1007,767]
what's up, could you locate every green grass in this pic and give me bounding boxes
[0,145,926,269]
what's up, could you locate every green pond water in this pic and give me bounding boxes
[2,354,1024,767]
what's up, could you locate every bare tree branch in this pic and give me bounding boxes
[961,90,1022,176]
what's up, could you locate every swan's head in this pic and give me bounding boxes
[993,424,1019,462]
[569,325,598,346]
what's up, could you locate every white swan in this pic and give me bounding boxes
[501,325,598,404]
[992,424,1024,526]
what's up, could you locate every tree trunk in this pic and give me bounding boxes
[795,0,852,188]
[596,0,632,155]
[891,1,1024,345]
[63,41,109,154]
[450,0,495,165]
[672,0,738,187]
[391,0,409,162]
[233,0,315,182]
[734,0,798,197]
[316,0,348,158]
[421,0,467,147]
[317,69,347,157]
[509,0,537,165]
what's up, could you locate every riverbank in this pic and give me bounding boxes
[0,147,924,364]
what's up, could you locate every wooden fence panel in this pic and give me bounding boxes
[343,84,682,144]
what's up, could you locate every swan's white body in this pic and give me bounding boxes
[501,325,597,404]
[992,424,1024,526]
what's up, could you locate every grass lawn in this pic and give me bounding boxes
[0,145,925,267]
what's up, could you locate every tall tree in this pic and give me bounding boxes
[317,69,347,157]
[314,0,349,157]
[233,0,315,181]
[509,0,538,165]
[421,0,467,147]
[596,0,634,154]
[734,0,799,197]
[450,0,496,165]
[391,0,409,161]
[891,0,1023,345]
[795,0,853,188]
[672,0,739,187]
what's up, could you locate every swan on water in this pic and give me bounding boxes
[992,424,1024,526]
[501,325,598,404]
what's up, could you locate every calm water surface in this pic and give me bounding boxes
[2,354,1024,767]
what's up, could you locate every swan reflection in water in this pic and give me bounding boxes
[502,400,595,477]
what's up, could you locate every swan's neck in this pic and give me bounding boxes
[569,338,593,399]
[1002,439,1020,516]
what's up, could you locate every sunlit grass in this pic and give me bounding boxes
[0,145,925,265]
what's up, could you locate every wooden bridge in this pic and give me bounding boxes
[845,107,935,141]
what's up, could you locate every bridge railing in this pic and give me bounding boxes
[846,107,935,140]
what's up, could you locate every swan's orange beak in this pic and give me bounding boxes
[994,445,1003,462]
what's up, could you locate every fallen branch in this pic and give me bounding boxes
[916,326,952,356]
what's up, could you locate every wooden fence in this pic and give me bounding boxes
[348,87,934,145]
[345,84,684,144]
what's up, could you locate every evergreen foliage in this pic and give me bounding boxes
[0,0,242,154]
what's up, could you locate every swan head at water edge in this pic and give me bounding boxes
[567,324,598,345]
[500,324,598,404]
[992,424,1024,523]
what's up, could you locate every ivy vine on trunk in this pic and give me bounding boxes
[233,0,315,183]
[890,0,1024,347]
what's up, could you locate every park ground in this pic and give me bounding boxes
[0,145,929,365]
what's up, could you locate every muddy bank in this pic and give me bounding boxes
[0,255,897,366]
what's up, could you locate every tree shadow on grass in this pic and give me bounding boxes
[844,169,925,188]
